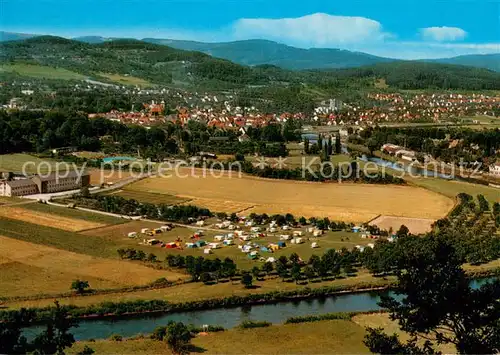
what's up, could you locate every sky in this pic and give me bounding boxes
[1,0,499,59]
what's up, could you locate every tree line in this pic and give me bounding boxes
[72,194,211,223]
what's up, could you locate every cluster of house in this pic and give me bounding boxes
[319,92,500,126]
[0,171,91,197]
[380,143,420,162]
[489,162,500,177]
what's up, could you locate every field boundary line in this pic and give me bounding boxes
[364,214,382,224]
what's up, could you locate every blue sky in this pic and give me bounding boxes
[1,0,499,59]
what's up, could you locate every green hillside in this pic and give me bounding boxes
[1,36,500,91]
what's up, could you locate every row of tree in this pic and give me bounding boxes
[72,194,212,223]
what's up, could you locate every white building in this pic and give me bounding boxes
[489,162,500,176]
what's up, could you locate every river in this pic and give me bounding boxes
[23,279,494,341]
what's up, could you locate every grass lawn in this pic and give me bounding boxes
[406,176,500,203]
[81,220,375,270]
[0,63,86,80]
[104,189,190,205]
[98,73,154,87]
[5,271,392,309]
[19,202,126,225]
[69,319,369,354]
[247,151,353,170]
[4,255,498,309]
[0,154,60,173]
[0,196,23,204]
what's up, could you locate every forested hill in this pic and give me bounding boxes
[1,36,500,91]
[0,36,270,87]
[329,62,500,90]
[144,38,395,70]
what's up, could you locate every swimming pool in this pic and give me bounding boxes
[102,156,136,163]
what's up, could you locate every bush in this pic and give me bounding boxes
[109,334,123,341]
[285,312,353,324]
[238,320,272,329]
[151,326,167,340]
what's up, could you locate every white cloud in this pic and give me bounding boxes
[7,13,499,60]
[419,26,467,42]
[232,13,389,47]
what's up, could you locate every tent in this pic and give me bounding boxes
[185,243,197,248]
[260,246,270,252]
[277,241,286,248]
[195,240,207,247]
[248,251,259,259]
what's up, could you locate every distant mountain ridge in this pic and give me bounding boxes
[143,38,397,70]
[0,31,499,72]
[424,53,500,73]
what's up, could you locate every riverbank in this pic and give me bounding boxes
[67,311,459,354]
[68,318,370,354]
[3,261,498,312]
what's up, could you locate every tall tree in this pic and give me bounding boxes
[31,301,77,355]
[365,236,500,354]
[164,322,193,355]
[335,133,342,154]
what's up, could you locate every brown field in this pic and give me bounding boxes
[105,189,189,205]
[179,196,255,213]
[0,235,182,297]
[0,206,106,231]
[126,169,454,222]
[88,168,136,185]
[369,215,435,234]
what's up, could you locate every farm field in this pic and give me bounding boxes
[0,63,86,80]
[5,269,390,309]
[88,168,137,185]
[98,73,153,87]
[19,202,125,225]
[69,319,369,354]
[0,153,60,173]
[0,235,178,298]
[369,216,435,234]
[0,216,128,259]
[0,206,106,232]
[406,176,500,203]
[105,189,189,205]
[125,169,454,222]
[5,256,498,310]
